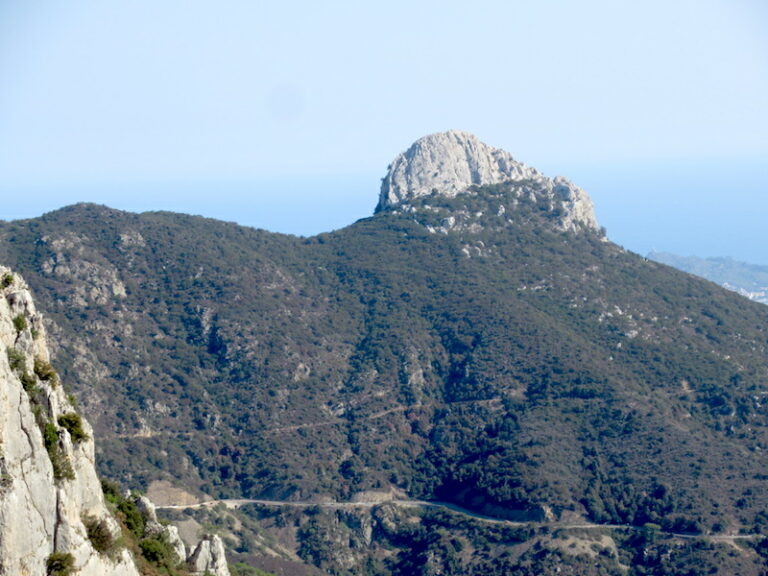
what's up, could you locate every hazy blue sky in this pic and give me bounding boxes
[1,1,766,262]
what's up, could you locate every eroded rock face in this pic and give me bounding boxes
[187,534,231,576]
[0,266,140,576]
[377,130,598,232]
[133,494,187,563]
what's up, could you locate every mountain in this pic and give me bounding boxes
[1,132,768,574]
[649,251,768,305]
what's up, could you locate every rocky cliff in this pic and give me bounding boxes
[0,266,140,576]
[377,130,598,232]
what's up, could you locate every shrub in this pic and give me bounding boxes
[43,422,74,481]
[139,535,175,565]
[138,533,184,573]
[6,347,24,372]
[20,372,37,392]
[58,413,89,443]
[117,498,145,539]
[34,358,58,386]
[1,273,13,288]
[43,422,59,452]
[101,478,122,505]
[12,314,27,332]
[46,552,75,576]
[84,515,115,553]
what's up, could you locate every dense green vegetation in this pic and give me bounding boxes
[2,187,768,574]
[46,552,75,576]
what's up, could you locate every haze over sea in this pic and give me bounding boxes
[1,1,766,263]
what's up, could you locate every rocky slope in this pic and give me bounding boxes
[0,267,140,576]
[377,130,597,232]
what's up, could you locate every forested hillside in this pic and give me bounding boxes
[2,182,767,574]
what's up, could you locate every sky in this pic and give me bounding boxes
[1,1,766,263]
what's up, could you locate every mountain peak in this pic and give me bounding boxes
[377,130,598,232]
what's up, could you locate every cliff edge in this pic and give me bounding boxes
[0,266,140,576]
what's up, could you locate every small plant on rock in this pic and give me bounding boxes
[43,422,74,481]
[34,358,58,386]
[84,515,115,553]
[6,347,24,372]
[58,413,89,443]
[46,552,75,576]
[12,314,27,332]
[20,371,37,392]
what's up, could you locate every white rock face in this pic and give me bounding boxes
[0,266,140,576]
[165,525,187,565]
[133,494,187,562]
[187,534,231,576]
[378,130,598,232]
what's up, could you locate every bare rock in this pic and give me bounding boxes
[187,534,231,576]
[378,130,597,232]
[165,525,187,564]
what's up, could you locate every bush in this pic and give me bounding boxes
[1,273,13,288]
[43,422,59,452]
[58,413,89,443]
[84,515,115,553]
[34,358,58,386]
[12,314,27,332]
[46,552,75,576]
[117,498,145,539]
[139,534,182,572]
[6,347,24,372]
[43,422,74,481]
[101,478,122,505]
[20,372,37,392]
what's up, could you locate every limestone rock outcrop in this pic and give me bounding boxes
[187,534,231,576]
[377,130,598,232]
[0,267,140,576]
[133,495,187,563]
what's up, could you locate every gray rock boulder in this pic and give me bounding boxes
[187,534,231,576]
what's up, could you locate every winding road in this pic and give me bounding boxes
[156,497,762,543]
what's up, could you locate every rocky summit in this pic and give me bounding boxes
[377,130,598,231]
